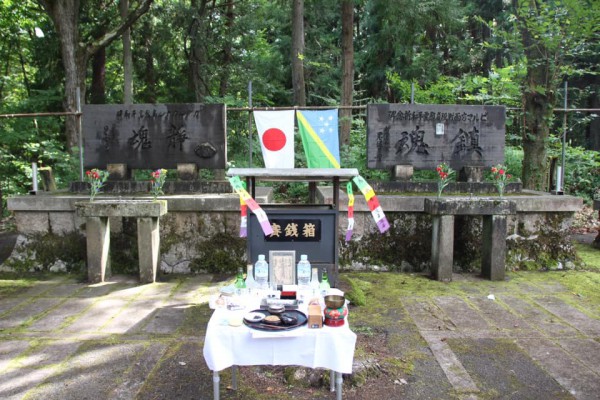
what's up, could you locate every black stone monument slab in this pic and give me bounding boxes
[367,104,505,170]
[83,103,226,169]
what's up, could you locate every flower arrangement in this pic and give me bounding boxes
[490,164,512,198]
[435,163,455,198]
[85,168,110,201]
[150,168,168,200]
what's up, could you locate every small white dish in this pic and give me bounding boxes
[243,312,265,323]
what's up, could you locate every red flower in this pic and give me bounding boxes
[491,167,497,173]
[86,170,91,176]
[507,174,512,179]
[436,166,442,172]
[499,169,505,175]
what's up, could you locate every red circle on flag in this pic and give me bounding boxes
[262,128,286,151]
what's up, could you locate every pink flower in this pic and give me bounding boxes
[499,169,505,175]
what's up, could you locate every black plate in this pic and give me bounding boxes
[243,309,307,331]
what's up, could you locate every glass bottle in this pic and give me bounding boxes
[310,267,320,295]
[319,267,330,294]
[234,267,246,293]
[245,264,257,289]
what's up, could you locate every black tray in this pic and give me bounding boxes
[243,309,307,331]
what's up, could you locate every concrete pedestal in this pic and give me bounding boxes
[75,200,167,283]
[482,215,508,280]
[85,216,111,283]
[425,198,516,281]
[431,215,454,282]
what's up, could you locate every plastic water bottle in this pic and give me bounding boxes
[297,254,311,287]
[254,254,269,289]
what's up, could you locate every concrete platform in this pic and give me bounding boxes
[0,273,598,399]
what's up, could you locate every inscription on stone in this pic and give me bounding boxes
[367,104,505,170]
[83,104,226,169]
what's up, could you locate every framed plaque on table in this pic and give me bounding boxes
[268,250,296,285]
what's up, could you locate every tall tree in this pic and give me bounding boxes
[339,0,354,146]
[121,0,133,104]
[291,0,306,106]
[218,0,235,97]
[36,0,153,150]
[188,0,210,102]
[512,0,599,189]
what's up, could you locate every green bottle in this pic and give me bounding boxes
[234,267,246,290]
[319,267,330,291]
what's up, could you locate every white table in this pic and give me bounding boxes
[203,305,357,400]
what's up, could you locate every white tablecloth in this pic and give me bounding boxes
[203,307,357,373]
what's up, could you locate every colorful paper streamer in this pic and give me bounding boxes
[228,176,273,236]
[345,182,355,242]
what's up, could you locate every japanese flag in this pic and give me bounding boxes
[254,110,295,168]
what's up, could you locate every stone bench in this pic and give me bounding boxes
[75,200,167,283]
[425,198,517,281]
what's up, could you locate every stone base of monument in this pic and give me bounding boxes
[425,198,516,281]
[177,163,198,181]
[458,166,484,183]
[69,180,232,195]
[392,165,414,181]
[75,200,167,283]
[107,164,131,180]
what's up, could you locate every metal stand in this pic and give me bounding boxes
[231,365,238,390]
[212,368,343,399]
[212,371,219,400]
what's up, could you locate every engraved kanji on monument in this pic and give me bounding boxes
[83,103,226,170]
[367,104,505,171]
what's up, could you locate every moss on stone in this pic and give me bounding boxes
[507,213,582,271]
[340,214,432,271]
[5,232,86,275]
[189,232,245,274]
[340,275,367,306]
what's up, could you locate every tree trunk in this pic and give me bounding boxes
[521,92,553,190]
[189,0,210,102]
[141,18,157,103]
[42,0,87,151]
[90,45,106,104]
[517,0,556,190]
[0,182,3,218]
[340,0,354,146]
[37,0,153,152]
[219,0,234,97]
[588,91,600,151]
[121,0,133,104]
[291,0,306,106]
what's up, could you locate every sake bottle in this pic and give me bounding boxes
[245,264,257,289]
[310,267,320,295]
[319,267,330,294]
[234,267,246,294]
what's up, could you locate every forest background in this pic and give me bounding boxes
[0,0,599,217]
